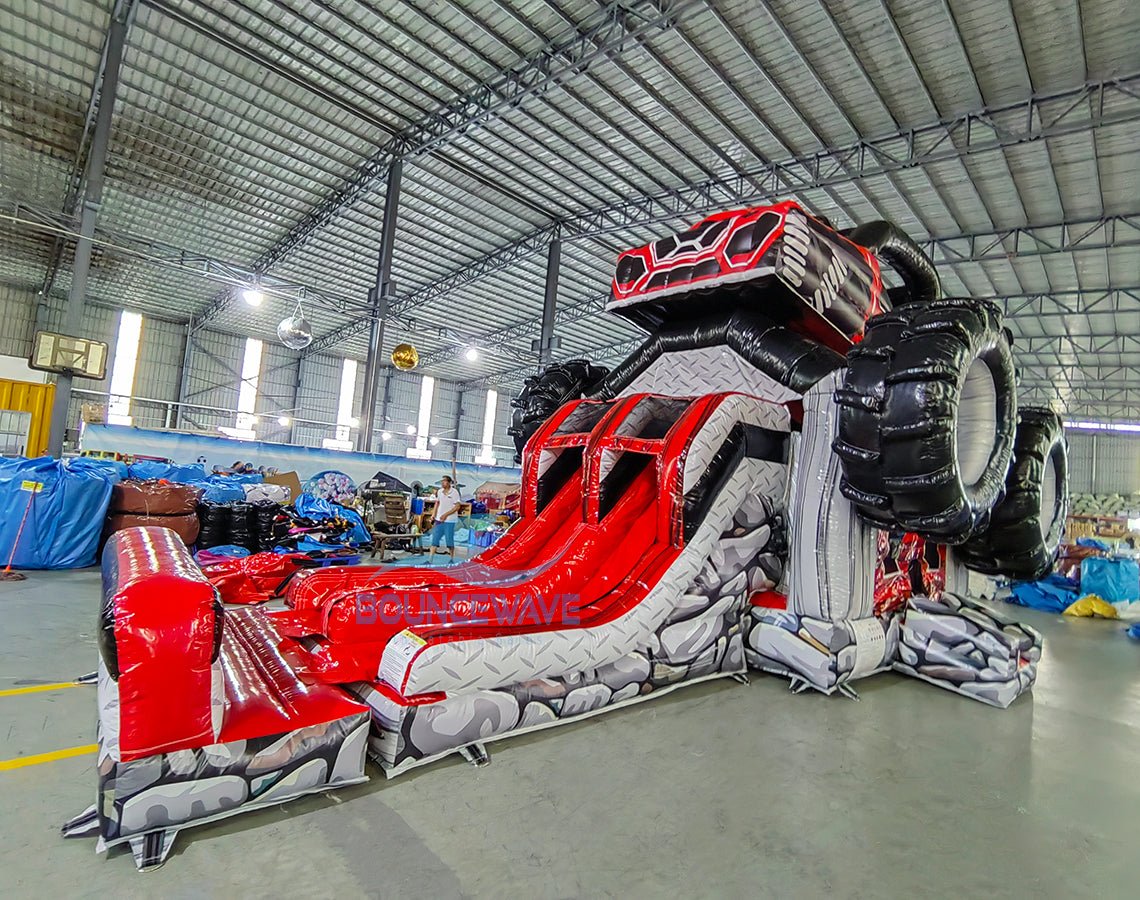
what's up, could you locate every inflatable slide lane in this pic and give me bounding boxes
[63,527,370,871]
[269,392,792,774]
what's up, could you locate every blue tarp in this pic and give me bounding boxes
[126,460,207,482]
[1076,536,1111,552]
[75,457,129,481]
[207,472,263,485]
[0,456,120,569]
[199,482,245,503]
[1008,573,1079,614]
[292,493,370,545]
[1080,557,1140,604]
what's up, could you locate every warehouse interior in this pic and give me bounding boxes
[1,0,1139,894]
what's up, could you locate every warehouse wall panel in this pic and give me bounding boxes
[292,353,342,448]
[183,328,245,432]
[256,342,302,444]
[0,282,36,358]
[451,388,487,465]
[131,316,186,428]
[1067,432,1140,495]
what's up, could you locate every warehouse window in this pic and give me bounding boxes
[107,311,143,425]
[233,337,262,437]
[475,389,498,466]
[323,358,358,450]
[406,374,435,459]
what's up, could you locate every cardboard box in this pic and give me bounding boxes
[264,470,302,502]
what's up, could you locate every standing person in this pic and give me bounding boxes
[428,474,462,564]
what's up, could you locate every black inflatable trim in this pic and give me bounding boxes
[589,309,845,402]
[832,298,1017,543]
[956,407,1069,580]
[845,220,941,307]
[507,360,610,463]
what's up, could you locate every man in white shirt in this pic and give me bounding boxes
[428,475,463,563]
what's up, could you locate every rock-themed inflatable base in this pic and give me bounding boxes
[893,593,1043,708]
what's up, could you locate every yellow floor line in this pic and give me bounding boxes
[0,743,98,772]
[0,681,84,698]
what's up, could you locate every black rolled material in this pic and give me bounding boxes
[957,407,1069,580]
[507,359,610,463]
[589,309,845,401]
[833,298,1017,543]
[845,220,941,307]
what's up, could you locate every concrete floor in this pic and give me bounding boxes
[2,569,1138,898]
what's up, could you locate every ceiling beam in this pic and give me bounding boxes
[190,0,705,328]
[307,73,1140,351]
[1,197,492,355]
[425,281,1140,373]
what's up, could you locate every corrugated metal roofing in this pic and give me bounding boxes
[0,0,1138,417]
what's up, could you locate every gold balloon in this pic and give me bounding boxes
[391,342,419,370]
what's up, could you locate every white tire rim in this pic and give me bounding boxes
[957,357,998,489]
[1040,451,1058,542]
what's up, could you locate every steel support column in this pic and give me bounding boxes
[536,234,561,365]
[358,158,402,452]
[48,7,130,455]
[451,387,465,463]
[171,320,195,430]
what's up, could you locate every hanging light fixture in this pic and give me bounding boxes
[277,299,313,349]
[277,415,292,427]
[242,286,265,307]
[429,436,439,446]
[464,346,479,362]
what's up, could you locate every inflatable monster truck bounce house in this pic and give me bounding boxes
[66,200,1064,869]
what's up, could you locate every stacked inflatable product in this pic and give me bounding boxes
[197,500,286,551]
[105,480,202,547]
[0,456,119,568]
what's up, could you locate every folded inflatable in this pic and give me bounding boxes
[0,456,119,568]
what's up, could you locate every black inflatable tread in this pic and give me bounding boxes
[832,439,879,463]
[883,463,959,491]
[832,388,883,413]
[838,481,892,510]
[880,416,955,440]
[884,363,961,384]
[846,345,894,362]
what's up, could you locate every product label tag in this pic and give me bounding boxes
[20,481,43,493]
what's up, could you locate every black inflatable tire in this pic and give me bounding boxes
[957,408,1068,580]
[507,359,609,462]
[833,298,1017,543]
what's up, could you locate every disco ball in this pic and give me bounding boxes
[391,342,419,370]
[277,313,313,350]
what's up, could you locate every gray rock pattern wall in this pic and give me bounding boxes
[64,713,370,869]
[744,607,899,693]
[893,593,1043,708]
[353,487,787,774]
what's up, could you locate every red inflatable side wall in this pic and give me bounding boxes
[101,526,222,760]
